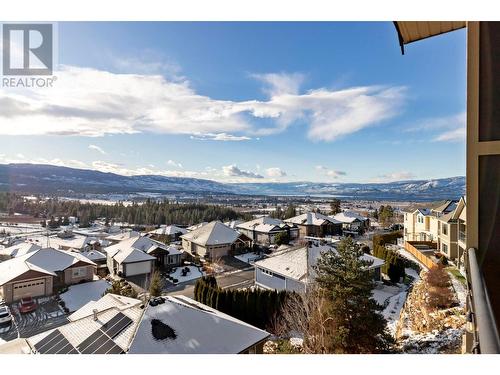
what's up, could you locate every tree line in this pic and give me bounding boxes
[0,192,251,226]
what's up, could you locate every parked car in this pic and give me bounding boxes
[19,296,37,314]
[0,305,12,325]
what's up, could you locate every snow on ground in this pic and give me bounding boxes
[234,252,261,264]
[372,282,409,336]
[60,280,110,312]
[448,271,467,308]
[169,265,204,283]
[405,267,421,281]
[399,328,463,354]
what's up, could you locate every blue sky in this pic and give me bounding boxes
[0,22,466,183]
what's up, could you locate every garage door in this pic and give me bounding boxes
[13,279,46,300]
[125,261,152,276]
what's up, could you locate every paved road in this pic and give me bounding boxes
[165,267,255,299]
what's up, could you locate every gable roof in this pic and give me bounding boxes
[0,248,95,285]
[180,221,242,246]
[333,210,368,224]
[236,216,293,233]
[128,295,269,354]
[285,212,341,226]
[148,225,187,236]
[255,243,384,282]
[104,236,174,264]
[106,230,140,242]
[0,242,41,258]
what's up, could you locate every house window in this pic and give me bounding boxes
[442,243,448,254]
[72,267,87,278]
[442,224,448,235]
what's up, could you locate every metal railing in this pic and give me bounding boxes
[465,248,500,353]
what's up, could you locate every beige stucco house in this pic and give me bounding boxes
[0,247,96,303]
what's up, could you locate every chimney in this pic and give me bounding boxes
[93,309,98,321]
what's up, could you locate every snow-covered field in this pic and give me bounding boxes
[448,271,466,308]
[234,252,261,264]
[168,266,204,283]
[60,280,110,312]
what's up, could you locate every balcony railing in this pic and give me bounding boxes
[465,248,500,353]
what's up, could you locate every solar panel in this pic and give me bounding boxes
[77,330,104,353]
[102,312,133,339]
[34,330,78,354]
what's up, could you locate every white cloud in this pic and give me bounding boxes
[315,165,347,179]
[251,72,305,96]
[266,167,287,177]
[190,132,252,141]
[88,144,107,155]
[166,160,183,168]
[222,164,263,179]
[0,66,405,143]
[372,171,416,183]
[408,112,466,143]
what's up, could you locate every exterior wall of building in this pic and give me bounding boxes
[63,264,95,285]
[437,221,459,260]
[182,239,208,258]
[255,267,306,293]
[1,274,54,303]
[206,244,232,259]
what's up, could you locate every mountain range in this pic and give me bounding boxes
[0,163,465,201]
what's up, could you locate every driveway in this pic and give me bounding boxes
[0,297,68,342]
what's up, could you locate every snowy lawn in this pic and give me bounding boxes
[60,280,110,312]
[234,252,261,264]
[168,265,204,283]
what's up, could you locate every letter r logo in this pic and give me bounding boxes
[2,24,53,76]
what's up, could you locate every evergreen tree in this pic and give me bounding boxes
[149,270,163,297]
[314,237,393,353]
[329,199,341,215]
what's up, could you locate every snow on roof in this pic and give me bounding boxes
[104,236,171,264]
[60,280,111,312]
[80,249,107,262]
[181,221,241,246]
[128,295,269,354]
[69,293,142,321]
[236,217,293,233]
[0,247,95,285]
[285,212,341,226]
[28,294,143,353]
[148,225,188,236]
[187,222,208,231]
[255,243,384,282]
[106,230,140,242]
[0,242,41,258]
[224,220,245,229]
[26,248,96,273]
[333,210,368,224]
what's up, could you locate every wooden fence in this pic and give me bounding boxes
[404,241,438,270]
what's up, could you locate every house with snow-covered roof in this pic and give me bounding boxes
[332,210,370,235]
[284,212,342,238]
[236,216,299,245]
[0,247,96,303]
[147,225,187,242]
[128,295,270,354]
[0,241,41,259]
[181,221,252,260]
[254,243,384,293]
[104,235,182,278]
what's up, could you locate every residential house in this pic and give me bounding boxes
[180,221,252,260]
[0,293,269,354]
[105,230,141,245]
[437,212,459,262]
[453,196,467,270]
[284,212,342,238]
[128,295,270,354]
[403,200,458,242]
[147,225,187,243]
[332,210,370,235]
[236,217,299,245]
[104,236,182,278]
[0,242,41,259]
[254,243,384,293]
[0,248,96,303]
[80,249,108,276]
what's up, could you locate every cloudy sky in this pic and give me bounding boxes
[0,22,466,183]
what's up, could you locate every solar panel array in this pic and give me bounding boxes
[33,330,79,354]
[34,312,133,355]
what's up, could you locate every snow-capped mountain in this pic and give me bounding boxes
[0,164,465,201]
